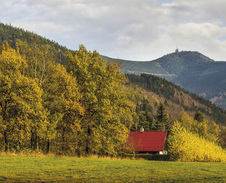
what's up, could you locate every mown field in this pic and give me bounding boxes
[0,156,226,182]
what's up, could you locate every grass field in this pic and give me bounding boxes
[0,156,226,182]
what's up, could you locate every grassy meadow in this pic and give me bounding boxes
[0,155,226,182]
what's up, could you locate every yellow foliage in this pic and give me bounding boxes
[168,121,226,162]
[178,111,220,142]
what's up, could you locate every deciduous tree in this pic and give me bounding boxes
[42,63,84,154]
[66,45,135,156]
[0,43,48,152]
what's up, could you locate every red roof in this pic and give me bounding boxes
[129,131,168,152]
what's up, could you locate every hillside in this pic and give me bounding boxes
[0,22,225,124]
[0,22,225,157]
[102,51,226,110]
[102,51,214,79]
[126,73,226,125]
[2,22,224,110]
[0,23,69,65]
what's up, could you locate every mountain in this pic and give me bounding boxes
[102,51,226,110]
[102,51,214,79]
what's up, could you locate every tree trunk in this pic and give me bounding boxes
[4,131,9,152]
[85,126,91,155]
[46,140,50,154]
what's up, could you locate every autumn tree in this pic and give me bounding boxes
[0,43,48,152]
[17,40,55,80]
[66,45,136,156]
[167,121,226,162]
[42,63,84,154]
[178,110,220,143]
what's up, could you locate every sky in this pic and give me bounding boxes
[1,0,226,61]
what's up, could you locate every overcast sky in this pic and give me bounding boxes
[1,0,226,61]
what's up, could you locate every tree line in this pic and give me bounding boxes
[0,43,138,156]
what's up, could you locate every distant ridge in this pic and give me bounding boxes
[102,51,226,110]
[102,50,214,79]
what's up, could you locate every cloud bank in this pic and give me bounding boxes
[1,0,226,61]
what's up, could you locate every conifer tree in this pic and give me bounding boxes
[194,110,204,122]
[156,102,169,131]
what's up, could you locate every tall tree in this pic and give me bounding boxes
[156,102,169,131]
[0,43,48,152]
[42,63,84,154]
[17,40,55,81]
[66,45,135,156]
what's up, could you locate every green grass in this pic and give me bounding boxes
[0,156,225,182]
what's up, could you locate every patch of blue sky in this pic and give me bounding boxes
[158,0,173,4]
[219,36,226,41]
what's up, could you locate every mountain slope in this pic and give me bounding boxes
[0,22,225,119]
[102,51,215,79]
[102,51,226,109]
[126,73,226,124]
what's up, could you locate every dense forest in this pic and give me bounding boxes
[0,23,225,161]
[126,73,226,124]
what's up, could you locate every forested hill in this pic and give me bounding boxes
[0,22,225,123]
[0,23,69,65]
[126,73,226,124]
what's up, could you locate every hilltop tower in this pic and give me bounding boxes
[175,46,179,53]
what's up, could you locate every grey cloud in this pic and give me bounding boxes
[0,0,226,61]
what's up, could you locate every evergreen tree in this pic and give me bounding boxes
[194,111,204,122]
[156,102,169,131]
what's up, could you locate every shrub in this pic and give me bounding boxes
[167,121,226,162]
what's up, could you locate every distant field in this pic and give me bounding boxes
[0,156,225,182]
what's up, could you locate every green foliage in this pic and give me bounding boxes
[194,110,204,122]
[0,23,68,66]
[156,102,169,131]
[42,63,84,154]
[221,126,226,148]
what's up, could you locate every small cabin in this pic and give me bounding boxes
[129,128,168,154]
